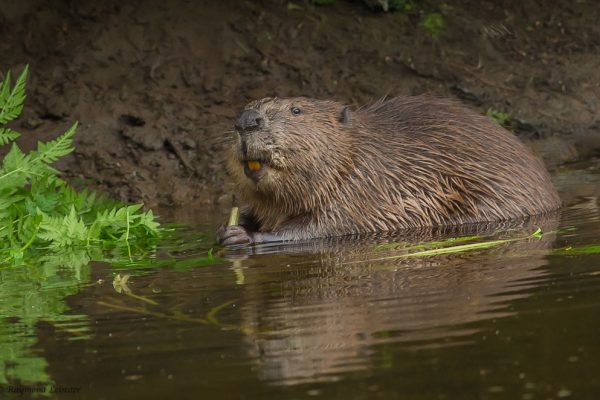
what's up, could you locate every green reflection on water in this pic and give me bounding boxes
[1,162,599,396]
[0,229,220,388]
[0,259,90,387]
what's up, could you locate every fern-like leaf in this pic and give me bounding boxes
[0,65,161,264]
[0,65,28,125]
[60,185,100,217]
[0,143,55,190]
[1,142,25,170]
[0,127,20,146]
[0,188,23,218]
[32,122,77,165]
[138,209,161,233]
[0,124,77,189]
[0,71,12,110]
[26,176,62,214]
[0,143,30,189]
[38,206,88,248]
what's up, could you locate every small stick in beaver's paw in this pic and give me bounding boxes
[228,206,240,227]
[219,206,252,246]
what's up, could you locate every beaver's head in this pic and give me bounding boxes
[227,97,354,210]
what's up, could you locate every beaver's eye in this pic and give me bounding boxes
[291,107,302,115]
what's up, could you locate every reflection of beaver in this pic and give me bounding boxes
[218,96,561,245]
[237,218,558,384]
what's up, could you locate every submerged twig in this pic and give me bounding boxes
[98,301,209,324]
[97,297,239,330]
[206,299,237,325]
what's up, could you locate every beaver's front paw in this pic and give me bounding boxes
[217,225,255,246]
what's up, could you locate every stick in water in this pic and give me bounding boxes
[228,206,240,227]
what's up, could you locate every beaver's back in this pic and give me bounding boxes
[323,96,560,233]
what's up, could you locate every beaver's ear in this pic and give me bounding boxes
[339,107,351,125]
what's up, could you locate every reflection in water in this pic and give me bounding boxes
[0,259,92,386]
[231,217,560,385]
[8,161,598,398]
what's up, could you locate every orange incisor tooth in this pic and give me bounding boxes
[247,161,262,171]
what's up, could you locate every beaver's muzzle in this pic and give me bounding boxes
[234,109,264,134]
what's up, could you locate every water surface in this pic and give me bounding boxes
[2,160,600,399]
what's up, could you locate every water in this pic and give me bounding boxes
[2,160,600,399]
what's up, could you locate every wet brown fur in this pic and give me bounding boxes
[226,96,561,240]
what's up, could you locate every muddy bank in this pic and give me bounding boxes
[1,0,599,207]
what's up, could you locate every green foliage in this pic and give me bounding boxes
[387,0,414,12]
[0,262,91,386]
[0,66,161,266]
[554,245,600,255]
[0,226,220,385]
[0,65,28,124]
[422,12,445,38]
[0,127,20,145]
[0,66,215,386]
[486,108,513,129]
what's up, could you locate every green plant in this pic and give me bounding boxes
[486,108,513,129]
[345,229,545,265]
[422,12,445,38]
[387,0,414,12]
[0,66,161,266]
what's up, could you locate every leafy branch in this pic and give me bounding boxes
[0,66,161,266]
[0,65,28,124]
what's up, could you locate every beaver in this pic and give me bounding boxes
[217,96,561,245]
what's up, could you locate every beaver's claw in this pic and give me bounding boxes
[217,225,254,246]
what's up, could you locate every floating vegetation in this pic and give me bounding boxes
[553,245,600,256]
[354,229,545,264]
[374,235,482,251]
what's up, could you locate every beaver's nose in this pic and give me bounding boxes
[234,109,264,133]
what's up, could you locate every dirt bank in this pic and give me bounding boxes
[1,0,599,207]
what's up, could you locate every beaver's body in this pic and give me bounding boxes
[218,96,560,245]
